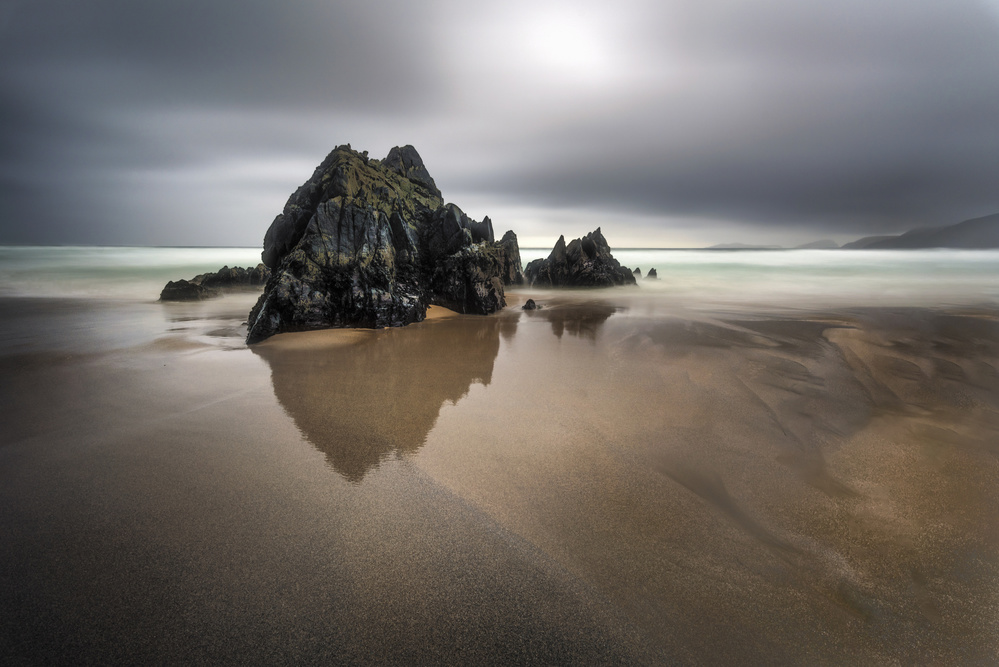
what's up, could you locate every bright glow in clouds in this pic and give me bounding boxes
[444,1,625,92]
[520,8,614,81]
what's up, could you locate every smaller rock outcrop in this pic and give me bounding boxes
[522,299,538,310]
[524,228,636,288]
[646,268,658,280]
[497,230,525,286]
[633,267,642,278]
[160,264,271,301]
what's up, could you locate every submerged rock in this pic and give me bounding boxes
[160,264,271,301]
[522,299,538,310]
[523,228,636,288]
[160,279,221,301]
[247,144,522,343]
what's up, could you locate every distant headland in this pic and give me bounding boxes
[717,212,999,250]
[841,212,999,249]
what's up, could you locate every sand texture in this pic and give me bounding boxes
[1,292,997,664]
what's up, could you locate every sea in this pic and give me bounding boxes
[2,245,997,310]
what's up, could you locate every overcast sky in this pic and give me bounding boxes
[2,0,998,248]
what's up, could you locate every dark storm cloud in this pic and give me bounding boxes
[1,0,441,109]
[2,0,999,245]
[0,0,450,244]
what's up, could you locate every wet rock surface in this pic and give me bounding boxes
[246,145,522,343]
[524,228,636,288]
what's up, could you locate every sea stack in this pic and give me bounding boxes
[246,145,523,343]
[524,228,636,288]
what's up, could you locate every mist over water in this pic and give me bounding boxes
[1,246,997,310]
[523,248,999,310]
[0,246,264,300]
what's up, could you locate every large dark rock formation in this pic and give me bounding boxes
[160,264,270,301]
[247,145,522,343]
[524,228,636,288]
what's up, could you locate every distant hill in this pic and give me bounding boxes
[706,243,783,249]
[795,239,839,249]
[843,213,999,249]
[841,235,898,250]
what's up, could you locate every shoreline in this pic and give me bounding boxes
[1,292,997,663]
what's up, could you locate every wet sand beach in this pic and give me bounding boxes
[1,290,998,663]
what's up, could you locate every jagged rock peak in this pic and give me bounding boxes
[381,145,441,198]
[524,228,637,288]
[261,144,444,269]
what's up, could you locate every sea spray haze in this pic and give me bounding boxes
[3,247,999,310]
[0,246,264,300]
[518,248,999,310]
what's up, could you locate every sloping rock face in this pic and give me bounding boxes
[247,145,522,343]
[194,264,270,289]
[524,228,636,288]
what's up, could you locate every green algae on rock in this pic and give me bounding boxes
[247,145,523,344]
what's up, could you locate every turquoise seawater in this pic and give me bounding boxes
[1,246,997,310]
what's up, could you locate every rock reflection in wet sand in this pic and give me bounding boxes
[522,300,617,340]
[252,314,516,481]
